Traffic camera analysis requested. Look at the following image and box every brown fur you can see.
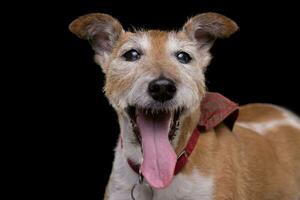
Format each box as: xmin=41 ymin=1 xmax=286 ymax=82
xmin=238 ymin=104 xmax=284 ymax=123
xmin=69 ymin=13 xmax=123 ymax=40
xmin=183 ymin=12 xmax=239 ymax=39
xmin=180 ymin=104 xmax=300 ymax=199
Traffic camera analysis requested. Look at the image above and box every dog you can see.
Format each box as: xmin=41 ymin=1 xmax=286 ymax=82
xmin=69 ymin=12 xmax=300 ymax=200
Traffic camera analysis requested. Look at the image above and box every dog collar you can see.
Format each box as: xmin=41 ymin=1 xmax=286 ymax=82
xmin=126 ymin=92 xmax=239 ymax=176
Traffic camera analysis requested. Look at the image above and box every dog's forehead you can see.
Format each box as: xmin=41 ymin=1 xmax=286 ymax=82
xmin=117 ymin=30 xmax=193 ymax=52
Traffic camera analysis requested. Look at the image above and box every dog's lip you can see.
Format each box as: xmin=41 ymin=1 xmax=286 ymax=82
xmin=125 ymin=105 xmax=184 ymax=141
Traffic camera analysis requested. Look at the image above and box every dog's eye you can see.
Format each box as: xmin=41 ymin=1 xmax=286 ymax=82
xmin=123 ymin=49 xmax=141 ymax=62
xmin=176 ymin=51 xmax=192 ymax=64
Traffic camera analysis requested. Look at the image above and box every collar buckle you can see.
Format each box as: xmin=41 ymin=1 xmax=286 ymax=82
xmin=177 ymin=149 xmax=187 ymax=159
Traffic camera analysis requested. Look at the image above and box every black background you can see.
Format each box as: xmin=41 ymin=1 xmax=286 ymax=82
xmin=24 ymin=0 xmax=300 ymax=199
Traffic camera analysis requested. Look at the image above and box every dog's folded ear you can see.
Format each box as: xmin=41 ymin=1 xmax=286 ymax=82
xmin=182 ymin=12 xmax=238 ymax=49
xmin=69 ymin=13 xmax=124 ymax=72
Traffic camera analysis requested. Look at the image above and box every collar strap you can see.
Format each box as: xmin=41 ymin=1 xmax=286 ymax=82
xmin=127 ymin=127 xmax=200 ymax=175
xmin=174 ymin=126 xmax=200 ymax=174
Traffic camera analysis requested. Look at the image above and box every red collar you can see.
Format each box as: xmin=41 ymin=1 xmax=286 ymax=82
xmin=126 ymin=92 xmax=239 ymax=175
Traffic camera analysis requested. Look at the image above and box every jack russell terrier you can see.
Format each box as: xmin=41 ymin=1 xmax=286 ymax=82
xmin=69 ymin=12 xmax=300 ymax=200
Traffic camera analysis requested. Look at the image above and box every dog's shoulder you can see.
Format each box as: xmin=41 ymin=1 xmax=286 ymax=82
xmin=235 ymin=103 xmax=300 ymax=135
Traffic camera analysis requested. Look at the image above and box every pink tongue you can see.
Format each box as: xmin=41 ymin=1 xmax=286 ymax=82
xmin=137 ymin=112 xmax=177 ymax=189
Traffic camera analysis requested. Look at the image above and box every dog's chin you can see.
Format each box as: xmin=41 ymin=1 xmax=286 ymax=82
xmin=125 ymin=105 xmax=185 ymax=143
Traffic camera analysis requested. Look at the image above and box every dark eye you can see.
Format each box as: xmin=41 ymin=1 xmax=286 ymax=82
xmin=176 ymin=51 xmax=192 ymax=64
xmin=123 ymin=49 xmax=141 ymax=61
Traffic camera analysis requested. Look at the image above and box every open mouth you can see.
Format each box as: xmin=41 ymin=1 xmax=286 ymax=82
xmin=126 ymin=106 xmax=184 ymax=189
xmin=126 ymin=106 xmax=183 ymax=142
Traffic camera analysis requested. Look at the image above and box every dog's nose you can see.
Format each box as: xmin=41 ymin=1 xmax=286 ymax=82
xmin=148 ymin=78 xmax=177 ymax=102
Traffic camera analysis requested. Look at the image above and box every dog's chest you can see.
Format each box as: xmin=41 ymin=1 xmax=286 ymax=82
xmin=134 ymin=170 xmax=214 ymax=200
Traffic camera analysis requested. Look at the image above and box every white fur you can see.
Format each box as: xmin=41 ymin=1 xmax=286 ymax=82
xmin=167 ymin=33 xmax=198 ymax=57
xmin=126 ymin=74 xmax=157 ymax=109
xmin=124 ymin=72 xmax=200 ymax=112
xmin=167 ymin=33 xmax=212 ymax=69
xmin=236 ymin=104 xmax=300 ymax=135
xmin=273 ymin=105 xmax=300 ymax=128
xmin=118 ymin=33 xmax=150 ymax=56
xmin=151 ymin=169 xmax=214 ymax=200
xmin=119 ymin=115 xmax=143 ymax=164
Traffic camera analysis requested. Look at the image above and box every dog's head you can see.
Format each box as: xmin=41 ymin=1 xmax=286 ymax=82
xmin=69 ymin=13 xmax=238 ymax=188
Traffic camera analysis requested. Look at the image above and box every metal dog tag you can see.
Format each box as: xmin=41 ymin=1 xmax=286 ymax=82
xmin=131 ymin=182 xmax=153 ymax=200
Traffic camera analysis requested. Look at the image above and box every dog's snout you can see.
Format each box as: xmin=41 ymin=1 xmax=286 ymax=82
xmin=148 ymin=78 xmax=177 ymax=102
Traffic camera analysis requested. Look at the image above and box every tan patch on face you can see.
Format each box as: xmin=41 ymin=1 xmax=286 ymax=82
xmin=111 ymin=32 xmax=133 ymax=58
xmin=147 ymin=31 xmax=182 ymax=81
xmin=104 ymin=30 xmax=185 ymax=110
xmin=148 ymin=31 xmax=168 ymax=57
xmin=104 ymin=32 xmax=141 ymax=101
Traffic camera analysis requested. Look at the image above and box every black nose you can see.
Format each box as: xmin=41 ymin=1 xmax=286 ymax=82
xmin=148 ymin=78 xmax=177 ymax=102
